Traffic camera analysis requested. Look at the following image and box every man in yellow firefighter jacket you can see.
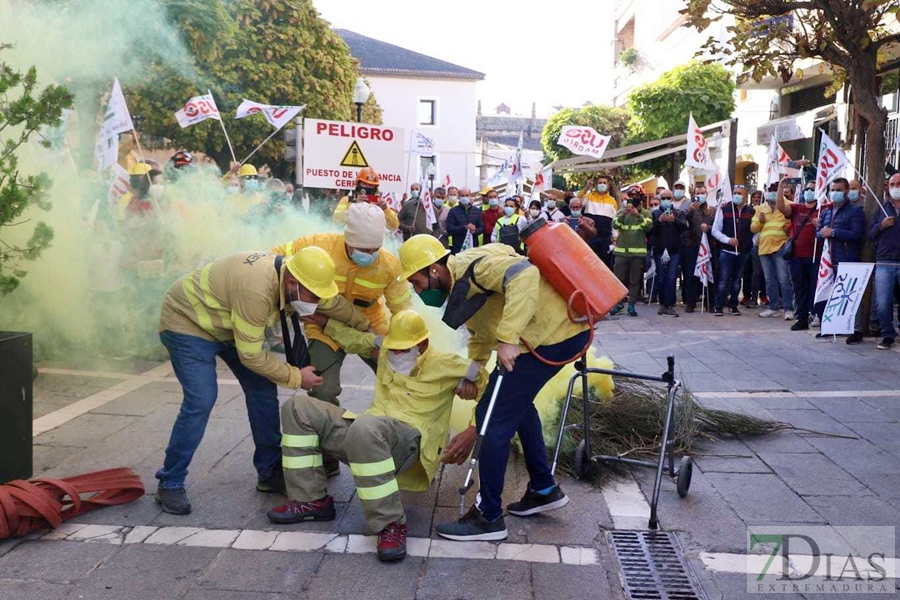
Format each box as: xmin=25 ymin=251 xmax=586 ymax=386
xmin=155 ymin=247 xmax=361 ymax=515
xmin=267 ymin=309 xmax=488 ymax=562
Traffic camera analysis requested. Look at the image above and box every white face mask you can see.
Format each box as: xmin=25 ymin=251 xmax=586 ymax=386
xmin=529 ymin=208 xmax=541 ymax=217
xmin=148 ymin=184 xmax=165 ymax=199
xmin=290 ymin=299 xmax=318 ymax=316
xmin=387 ymin=347 xmax=419 ymax=376
xmin=890 ymin=187 xmax=900 ymax=201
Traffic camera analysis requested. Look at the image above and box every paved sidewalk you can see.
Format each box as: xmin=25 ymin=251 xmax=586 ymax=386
xmin=3 ymin=308 xmax=900 ymax=599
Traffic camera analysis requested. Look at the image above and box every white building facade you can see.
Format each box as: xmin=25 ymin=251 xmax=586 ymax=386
xmin=338 ymin=30 xmax=484 ymax=193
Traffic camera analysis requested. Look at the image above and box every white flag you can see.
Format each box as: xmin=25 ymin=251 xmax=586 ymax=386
xmin=660 ymin=248 xmax=671 ymax=265
xmin=684 ymin=113 xmax=714 ymax=171
xmin=509 ymin=132 xmax=524 ymax=183
xmin=814 ymin=240 xmax=835 ymax=305
xmin=814 ymin=131 xmax=849 ymax=207
xmin=643 ymin=257 xmax=656 ymax=281
xmin=106 ymin=163 xmax=131 ymax=212
xmin=382 ymin=191 xmax=400 ymax=212
xmin=175 ymin=93 xmax=221 ymax=128
xmin=410 ymin=130 xmax=435 ymax=156
xmin=694 ymin=232 xmax=714 ymax=286
xmin=533 ymin=165 xmax=552 ymax=192
xmin=95 ymin=78 xmax=134 ymax=171
xmin=557 ymin=125 xmax=611 ymax=159
xmin=461 ymin=230 xmax=475 ymax=252
xmin=236 ymin=100 xmax=304 ymax=130
xmin=488 ymin=160 xmax=509 ymax=186
xmin=705 ymin=169 xmax=722 ymax=206
xmin=765 ymin=136 xmax=780 ymax=186
xmin=301 ymin=193 xmax=310 ymax=214
xmin=420 ymin=183 xmax=436 ymax=231
xmin=821 ymin=262 xmax=875 ymax=335
xmin=443 ymin=172 xmax=453 ymax=189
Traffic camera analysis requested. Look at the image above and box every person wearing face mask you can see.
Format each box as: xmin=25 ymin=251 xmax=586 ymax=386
xmin=567 ymin=197 xmax=598 ymax=242
xmin=672 ymin=181 xmax=689 ymax=211
xmin=711 ymin=186 xmax=756 ymax=316
xmin=155 ymin=247 xmax=342 ymax=515
xmin=481 ymin=189 xmax=503 ymax=240
xmin=397 ymin=235 xmax=591 ymax=541
xmin=870 ymin=173 xmax=900 ymax=349
xmin=491 ymin=197 xmax=528 ymax=252
xmin=751 ymin=183 xmax=795 ymax=320
xmin=815 ymin=177 xmax=866 ymax=343
xmin=437 ymin=186 xmax=456 ymax=245
xmin=398 ymin=183 xmax=440 ymax=241
xmin=650 ymin=191 xmax=688 ymax=317
xmin=849 ymin=179 xmax=863 ymax=206
xmin=578 ymin=174 xmax=619 ymax=268
xmin=270 ymin=204 xmax=412 ymax=446
xmin=543 ymin=193 xmax=566 ymax=222
xmin=682 ymin=185 xmax=717 ymax=312
xmin=610 ymin=190 xmax=653 ymax=317
xmin=332 ymin=167 xmax=400 ymax=230
xmin=525 ymin=199 xmax=547 ymax=225
xmin=268 ymin=310 xmax=488 ymax=562
xmin=446 ymin=187 xmax=484 ymax=254
xmin=445 ymin=186 xmax=460 ymax=209
xmin=779 ymin=181 xmax=821 ymax=330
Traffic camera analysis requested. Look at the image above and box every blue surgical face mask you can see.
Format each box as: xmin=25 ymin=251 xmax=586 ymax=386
xmin=433 ymin=198 xmax=444 ymax=208
xmin=765 ymin=191 xmax=777 ymax=202
xmin=848 ymin=190 xmax=860 ymax=202
xmin=570 ymin=209 xmax=582 ymax=218
xmin=410 ymin=190 xmax=419 ymax=199
xmin=244 ymin=179 xmax=260 ymax=192
xmin=503 ymin=206 xmax=515 ymax=217
xmin=350 ymin=249 xmax=377 ymax=267
xmin=830 ymin=191 xmax=845 ymax=204
xmin=804 ymin=190 xmax=816 ymax=202
xmin=695 ymin=194 xmax=707 ymax=204
xmin=733 ymin=193 xmax=745 ymax=204
xmin=459 ymin=196 xmax=471 ymax=206
xmin=673 ymin=189 xmax=685 ymax=200
xmin=489 ymin=198 xmax=499 ymax=207
xmin=596 ymin=183 xmax=608 ymax=193
xmin=660 ymin=199 xmax=672 ymax=210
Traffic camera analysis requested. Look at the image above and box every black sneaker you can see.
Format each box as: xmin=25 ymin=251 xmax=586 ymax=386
xmin=506 ymin=485 xmax=570 ymax=517
xmin=729 ymin=307 xmax=741 ymax=316
xmin=256 ymin=469 xmax=286 ymax=494
xmin=661 ymin=307 xmax=679 ymax=318
xmin=267 ymin=495 xmax=337 ymax=524
xmin=684 ymin=304 xmax=695 ymax=313
xmin=435 ymin=505 xmax=507 ymax=541
xmin=713 ymin=308 xmax=724 ymax=317
xmin=790 ymin=320 xmax=809 ymax=331
xmin=657 ymin=306 xmax=665 ymax=315
xmin=846 ymin=333 xmax=864 ymax=345
xmin=877 ymin=338 xmax=895 ymax=350
xmin=156 ymin=486 xmax=191 ymax=515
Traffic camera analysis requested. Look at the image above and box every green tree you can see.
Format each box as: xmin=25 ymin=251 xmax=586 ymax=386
xmin=626 ymin=61 xmax=736 ymax=183
xmin=681 ymin=0 xmax=899 ymax=226
xmin=0 ymin=48 xmax=73 ymax=295
xmin=129 ymin=0 xmax=380 ymax=174
xmin=540 ymin=104 xmax=631 ymax=188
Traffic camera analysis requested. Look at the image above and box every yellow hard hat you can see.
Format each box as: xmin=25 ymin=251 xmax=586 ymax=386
xmin=286 ymin=246 xmax=339 ymax=299
xmin=479 ymin=186 xmax=494 ymax=196
xmin=128 ymin=163 xmax=153 ymax=176
xmin=383 ymin=310 xmax=429 ymax=350
xmin=239 ymin=164 xmax=258 ymax=177
xmin=399 ymin=234 xmax=450 ymax=280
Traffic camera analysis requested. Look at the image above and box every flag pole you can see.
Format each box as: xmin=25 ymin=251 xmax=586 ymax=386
xmin=240 ymin=127 xmax=281 ymax=166
xmin=848 ymin=162 xmax=891 ymax=218
xmin=208 ymin=89 xmax=237 ymax=165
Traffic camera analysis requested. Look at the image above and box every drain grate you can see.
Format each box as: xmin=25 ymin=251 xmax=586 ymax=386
xmin=607 ymin=530 xmax=707 ymax=600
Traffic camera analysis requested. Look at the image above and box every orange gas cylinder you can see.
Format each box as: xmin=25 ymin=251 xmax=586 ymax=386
xmin=521 ymin=218 xmax=627 ymax=320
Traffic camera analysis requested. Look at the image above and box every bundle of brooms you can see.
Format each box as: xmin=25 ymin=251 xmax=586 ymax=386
xmin=551 ymin=377 xmax=809 ymax=482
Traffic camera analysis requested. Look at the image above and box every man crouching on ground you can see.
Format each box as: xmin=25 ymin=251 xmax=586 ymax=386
xmin=267 ymin=309 xmax=488 ymax=562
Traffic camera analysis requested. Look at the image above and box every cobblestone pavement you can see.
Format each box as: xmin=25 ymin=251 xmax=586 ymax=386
xmin=4 ymin=307 xmax=900 ymax=599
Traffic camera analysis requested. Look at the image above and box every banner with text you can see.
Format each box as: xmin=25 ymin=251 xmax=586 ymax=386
xmin=302 ymin=119 xmax=405 ymax=193
xmin=821 ymin=262 xmax=874 ymax=335
xmin=558 ymin=125 xmax=610 ymax=159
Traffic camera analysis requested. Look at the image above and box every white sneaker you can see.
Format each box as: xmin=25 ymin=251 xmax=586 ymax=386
xmin=759 ymin=309 xmax=782 ymax=318
xmin=811 ymin=316 xmax=821 ymax=328
xmin=784 ymin=310 xmax=794 ymax=321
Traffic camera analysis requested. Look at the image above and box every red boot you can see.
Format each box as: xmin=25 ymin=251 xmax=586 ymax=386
xmin=267 ymin=495 xmax=336 ymax=524
xmin=377 ymin=522 xmax=407 ymax=562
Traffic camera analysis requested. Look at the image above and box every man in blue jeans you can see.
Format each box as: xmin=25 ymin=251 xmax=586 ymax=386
xmin=712 ymin=186 xmax=755 ymax=316
xmin=650 ymin=189 xmax=687 ymax=317
xmin=155 ymin=248 xmax=346 ymax=515
xmin=870 ymin=173 xmax=900 ymax=349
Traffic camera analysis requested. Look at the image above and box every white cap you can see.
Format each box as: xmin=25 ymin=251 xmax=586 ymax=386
xmin=344 ymin=203 xmax=385 ymax=249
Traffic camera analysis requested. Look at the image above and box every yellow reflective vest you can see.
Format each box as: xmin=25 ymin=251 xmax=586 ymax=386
xmin=323 ymin=320 xmax=488 ymax=492
xmin=271 ymin=233 xmax=412 ymax=351
xmin=447 ymin=244 xmax=589 ymax=365
xmin=332 ymin=196 xmax=400 ymax=230
xmin=750 ymin=202 xmax=789 ymax=256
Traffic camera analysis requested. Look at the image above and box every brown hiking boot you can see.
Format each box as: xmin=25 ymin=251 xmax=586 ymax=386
xmin=377 ymin=522 xmax=407 ymax=562
xmin=267 ymin=495 xmax=336 ymax=524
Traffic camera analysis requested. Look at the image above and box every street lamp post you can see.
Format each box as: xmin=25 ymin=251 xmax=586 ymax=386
xmin=353 ymin=77 xmax=370 ymax=123
xmin=426 ymin=163 xmax=436 ymax=194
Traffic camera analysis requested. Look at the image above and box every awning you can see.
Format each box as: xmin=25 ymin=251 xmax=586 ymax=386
xmin=756 ymin=106 xmax=836 ymax=145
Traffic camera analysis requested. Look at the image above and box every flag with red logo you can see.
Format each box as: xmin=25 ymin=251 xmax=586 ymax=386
xmin=685 ymin=113 xmax=714 ymax=171
xmin=509 ymin=132 xmax=524 ymax=183
xmin=420 ymin=180 xmax=436 ymax=231
xmin=814 ymin=239 xmax=835 ymax=305
xmin=236 ymin=100 xmax=304 ymax=130
xmin=814 ymin=131 xmax=849 ymax=208
xmin=694 ymin=232 xmax=714 ymax=286
xmin=175 ymin=93 xmax=221 ymax=128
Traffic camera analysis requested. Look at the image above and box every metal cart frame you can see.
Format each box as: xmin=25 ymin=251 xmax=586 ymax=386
xmin=550 ymin=355 xmax=692 ymax=530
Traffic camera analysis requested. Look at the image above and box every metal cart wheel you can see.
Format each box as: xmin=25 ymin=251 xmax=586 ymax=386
xmin=676 ymin=456 xmax=693 ymax=498
xmin=573 ymin=439 xmax=591 ymax=479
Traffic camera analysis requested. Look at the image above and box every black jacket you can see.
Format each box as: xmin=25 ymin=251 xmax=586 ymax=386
xmin=651 ymin=208 xmax=688 ymax=255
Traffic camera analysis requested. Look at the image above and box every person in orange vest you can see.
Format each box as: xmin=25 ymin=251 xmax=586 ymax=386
xmin=332 ymin=167 xmax=400 ymax=230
